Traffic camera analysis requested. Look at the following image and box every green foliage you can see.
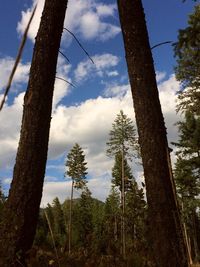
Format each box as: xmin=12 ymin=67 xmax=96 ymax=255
xmin=0 ymin=185 xmax=5 ymax=224
xmin=173 ymin=111 xmax=200 ymax=260
xmin=103 ymin=187 xmax=121 ymax=255
xmin=174 ymin=4 xmax=200 ymax=114
xmin=112 ymin=152 xmax=135 ymax=192
xmin=74 ymin=187 xmax=93 ymax=249
xmin=125 ymin=180 xmax=146 ymax=241
xmin=173 ymin=111 xmax=200 ymax=202
xmin=106 ymin=110 xmax=137 ymax=158
xmin=173 ymin=111 xmax=200 ymax=159
xmin=65 ymin=143 xmax=88 ymax=189
xmin=52 ymin=197 xmax=66 ymax=246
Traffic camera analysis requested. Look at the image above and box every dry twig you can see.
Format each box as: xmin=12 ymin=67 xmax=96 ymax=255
xmin=64 ymin=27 xmax=94 ymax=64
xmin=151 ymin=41 xmax=172 ymax=50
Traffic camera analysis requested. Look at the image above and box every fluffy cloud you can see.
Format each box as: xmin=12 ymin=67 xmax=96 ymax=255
xmin=103 ymin=83 xmax=129 ymax=98
xmin=0 ymin=92 xmax=24 ymax=169
xmin=41 ymin=175 xmax=111 ymax=206
xmin=74 ymin=53 xmax=120 ymax=82
xmin=17 ymin=0 xmax=120 ymax=43
xmin=0 ymin=73 xmax=181 ymax=204
xmin=0 ymin=55 xmax=71 ymax=169
xmin=0 ymin=57 xmax=30 ymax=92
xmin=52 ymin=56 xmax=72 ymax=109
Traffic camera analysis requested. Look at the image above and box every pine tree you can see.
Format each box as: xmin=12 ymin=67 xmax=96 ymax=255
xmin=112 ymin=152 xmax=134 ymax=192
xmin=0 ymin=1 xmax=68 ymax=265
xmin=52 ymin=197 xmax=66 ymax=247
xmin=0 ymin=185 xmax=5 ymax=224
xmin=75 ymin=187 xmax=93 ymax=251
xmin=173 ymin=111 xmax=200 ymax=261
xmin=104 ymin=187 xmax=121 ymax=255
xmin=125 ymin=180 xmax=146 ymax=253
xmin=65 ymin=143 xmax=88 ymax=254
xmin=174 ymin=4 xmax=200 ymax=115
xmin=107 ymin=110 xmax=137 ymax=258
xmin=117 ymin=0 xmax=189 ymax=265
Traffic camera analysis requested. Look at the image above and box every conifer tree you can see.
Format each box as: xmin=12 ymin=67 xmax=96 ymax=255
xmin=0 ymin=1 xmax=68 ymax=264
xmin=173 ymin=111 xmax=200 ymax=261
xmin=52 ymin=197 xmax=66 ymax=247
xmin=104 ymin=187 xmax=121 ymax=255
xmin=174 ymin=4 xmax=200 ymax=115
xmin=76 ymin=186 xmax=93 ymax=251
xmin=107 ymin=110 xmax=137 ymax=258
xmin=125 ymin=180 xmax=146 ymax=253
xmin=117 ymin=0 xmax=189 ymax=265
xmin=112 ymin=152 xmax=134 ymax=192
xmin=65 ymin=143 xmax=88 ymax=254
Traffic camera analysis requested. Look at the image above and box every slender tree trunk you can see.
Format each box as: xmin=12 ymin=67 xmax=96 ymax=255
xmin=121 ymin=149 xmax=126 ymax=259
xmin=0 ymin=0 xmax=68 ymax=265
xmin=117 ymin=1 xmax=189 ymax=266
xmin=183 ymin=221 xmax=193 ymax=265
xmin=192 ymin=211 xmax=200 ymax=261
xmin=68 ymin=179 xmax=74 ymax=255
xmin=114 ymin=215 xmax=118 ymax=242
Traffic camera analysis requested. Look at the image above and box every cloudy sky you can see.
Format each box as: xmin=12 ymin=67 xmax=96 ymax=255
xmin=0 ymin=0 xmax=197 ymax=205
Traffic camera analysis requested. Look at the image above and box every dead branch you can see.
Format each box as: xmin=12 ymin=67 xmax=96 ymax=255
xmin=59 ymin=50 xmax=70 ymax=63
xmin=56 ymin=76 xmax=76 ymax=88
xmin=151 ymin=41 xmax=172 ymax=50
xmin=63 ymin=27 xmax=94 ymax=64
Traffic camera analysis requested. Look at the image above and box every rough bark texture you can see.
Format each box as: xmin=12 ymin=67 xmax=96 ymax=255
xmin=117 ymin=0 xmax=189 ymax=266
xmin=0 ymin=0 xmax=68 ymax=265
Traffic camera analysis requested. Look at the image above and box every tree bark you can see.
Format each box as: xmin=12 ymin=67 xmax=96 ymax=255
xmin=117 ymin=0 xmax=189 ymax=266
xmin=68 ymin=179 xmax=74 ymax=255
xmin=0 ymin=0 xmax=68 ymax=265
xmin=121 ymin=149 xmax=126 ymax=258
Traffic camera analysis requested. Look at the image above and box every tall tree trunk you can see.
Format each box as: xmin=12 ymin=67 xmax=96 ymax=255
xmin=68 ymin=179 xmax=74 ymax=255
xmin=117 ymin=0 xmax=189 ymax=266
xmin=0 ymin=0 xmax=68 ymax=265
xmin=121 ymin=149 xmax=126 ymax=258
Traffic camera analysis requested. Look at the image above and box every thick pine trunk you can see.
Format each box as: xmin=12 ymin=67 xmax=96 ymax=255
xmin=117 ymin=0 xmax=189 ymax=266
xmin=0 ymin=0 xmax=68 ymax=265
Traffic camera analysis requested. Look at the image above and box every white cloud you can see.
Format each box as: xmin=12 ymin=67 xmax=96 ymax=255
xmin=0 ymin=74 xmax=182 ymax=204
xmin=53 ymin=56 xmax=72 ymax=109
xmin=156 ymin=71 xmax=166 ymax=83
xmin=103 ymin=84 xmax=129 ymax=98
xmin=41 ymin=176 xmax=111 ymax=206
xmin=0 ymin=57 xmax=30 ymax=91
xmin=0 ymin=92 xmax=24 ymax=169
xmin=106 ymin=70 xmax=119 ymax=77
xmin=96 ymin=4 xmax=116 ymax=17
xmin=74 ymin=53 xmax=120 ymax=82
xmin=17 ymin=0 xmax=44 ymax=41
xmin=17 ymin=0 xmax=120 ymax=43
xmin=0 ymin=55 xmax=71 ymax=169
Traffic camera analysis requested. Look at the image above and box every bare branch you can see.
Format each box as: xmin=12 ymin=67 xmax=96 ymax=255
xmin=63 ymin=27 xmax=94 ymax=64
xmin=0 ymin=5 xmax=37 ymax=111
xmin=56 ymin=76 xmax=76 ymax=88
xmin=59 ymin=50 xmax=70 ymax=63
xmin=151 ymin=41 xmax=172 ymax=50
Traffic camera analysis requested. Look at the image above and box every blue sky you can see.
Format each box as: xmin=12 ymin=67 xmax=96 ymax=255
xmin=0 ymin=0 xmax=198 ymax=205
